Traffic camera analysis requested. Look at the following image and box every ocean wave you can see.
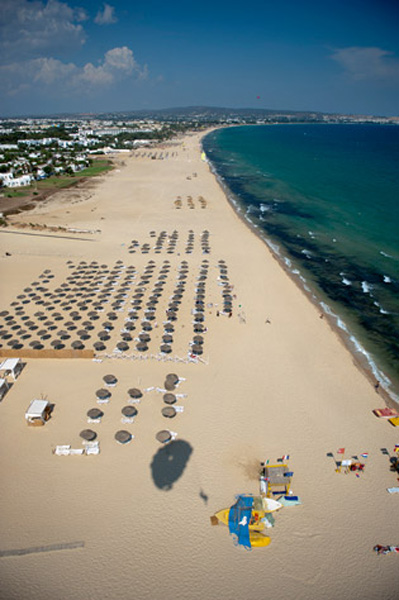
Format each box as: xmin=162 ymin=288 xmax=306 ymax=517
xmin=374 ymin=301 xmax=390 ymax=315
xmin=339 ymin=272 xmax=352 ymax=286
xmin=380 ymin=250 xmax=394 ymax=259
xmin=260 ymin=203 xmax=271 ymax=213
xmin=319 ymin=302 xmax=398 ymax=401
xmin=301 ymin=249 xmax=312 ymax=259
xmin=383 ymin=275 xmax=392 ymax=283
xmin=361 ymin=281 xmax=373 ymax=294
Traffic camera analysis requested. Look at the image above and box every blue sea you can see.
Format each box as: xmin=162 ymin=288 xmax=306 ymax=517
xmin=203 ymin=124 xmax=399 ymax=400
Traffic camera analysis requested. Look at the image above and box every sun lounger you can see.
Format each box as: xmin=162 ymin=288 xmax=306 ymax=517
xmin=69 ymin=448 xmax=85 ymax=455
xmin=54 ymin=445 xmax=71 ymax=456
xmin=84 ymin=441 xmax=100 ymax=455
xmin=174 ymin=406 xmax=184 ymax=412
xmin=279 ymin=495 xmax=302 ymax=506
xmin=387 ymin=488 xmax=399 ymax=494
xmin=373 ymin=408 xmax=399 ymax=418
xmin=121 ymin=417 xmax=135 ymax=424
xmin=87 ymin=418 xmax=101 ymax=424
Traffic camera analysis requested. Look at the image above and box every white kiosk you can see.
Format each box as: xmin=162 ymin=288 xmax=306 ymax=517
xmin=25 ymin=400 xmax=51 ymax=426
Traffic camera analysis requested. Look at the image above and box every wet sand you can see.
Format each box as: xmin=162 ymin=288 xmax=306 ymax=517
xmin=0 ymin=133 xmax=398 ymax=600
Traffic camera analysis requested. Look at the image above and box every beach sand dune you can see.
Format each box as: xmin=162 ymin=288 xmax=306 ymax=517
xmin=0 ymin=133 xmax=398 ymax=600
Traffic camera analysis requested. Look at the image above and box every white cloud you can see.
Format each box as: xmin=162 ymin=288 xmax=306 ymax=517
xmin=94 ymin=3 xmax=117 ymax=25
xmin=331 ymin=47 xmax=399 ymax=82
xmin=0 ymin=47 xmax=147 ymax=97
xmin=0 ymin=0 xmax=87 ymax=62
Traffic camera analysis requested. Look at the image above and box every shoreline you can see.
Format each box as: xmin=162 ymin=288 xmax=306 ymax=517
xmin=201 ymin=128 xmax=399 ymax=408
xmin=201 ymin=128 xmax=398 ymax=406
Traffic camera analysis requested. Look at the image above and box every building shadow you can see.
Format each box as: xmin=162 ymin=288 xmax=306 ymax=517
xmin=150 ymin=439 xmax=193 ymax=491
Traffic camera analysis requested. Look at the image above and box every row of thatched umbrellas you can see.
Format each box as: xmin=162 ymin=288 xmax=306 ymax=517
xmin=83 ymin=373 xmax=182 ymax=444
xmin=0 ymin=260 xmax=140 ymax=350
xmin=0 ymin=256 xmax=212 ymax=353
xmin=128 ymin=229 xmax=210 ymax=255
xmin=217 ymin=260 xmax=233 ymax=313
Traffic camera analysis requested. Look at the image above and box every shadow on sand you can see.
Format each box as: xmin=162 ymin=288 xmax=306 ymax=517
xmin=150 ymin=440 xmax=193 ymax=491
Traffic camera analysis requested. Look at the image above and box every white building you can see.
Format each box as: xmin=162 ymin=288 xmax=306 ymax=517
xmin=0 ymin=173 xmax=34 ymax=187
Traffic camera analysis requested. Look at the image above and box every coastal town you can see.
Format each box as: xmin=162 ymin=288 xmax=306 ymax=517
xmin=1 ymin=108 xmax=397 ymax=192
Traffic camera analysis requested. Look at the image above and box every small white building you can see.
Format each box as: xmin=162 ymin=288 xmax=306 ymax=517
xmin=25 ymin=399 xmax=51 ymax=426
xmin=0 ymin=358 xmax=23 ymax=381
xmin=6 ymin=174 xmax=34 ymax=187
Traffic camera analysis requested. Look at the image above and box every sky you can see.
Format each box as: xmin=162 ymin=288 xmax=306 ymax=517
xmin=0 ymin=0 xmax=398 ymax=117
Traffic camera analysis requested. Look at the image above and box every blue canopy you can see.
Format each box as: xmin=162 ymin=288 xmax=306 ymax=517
xmin=228 ymin=495 xmax=254 ymax=550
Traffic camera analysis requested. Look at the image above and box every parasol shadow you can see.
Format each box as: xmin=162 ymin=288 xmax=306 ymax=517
xmin=150 ymin=440 xmax=193 ymax=491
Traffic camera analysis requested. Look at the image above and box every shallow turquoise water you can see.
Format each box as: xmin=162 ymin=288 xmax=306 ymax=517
xmin=203 ymin=124 xmax=399 ymax=398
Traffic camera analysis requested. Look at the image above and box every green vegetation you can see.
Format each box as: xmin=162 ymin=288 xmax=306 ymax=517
xmin=4 ymin=189 xmax=30 ymax=198
xmin=77 ymin=160 xmax=113 ymax=177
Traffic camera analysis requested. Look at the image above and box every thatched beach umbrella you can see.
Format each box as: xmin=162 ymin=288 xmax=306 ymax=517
xmin=162 ymin=334 xmax=173 ymax=344
xmin=162 ymin=406 xmax=176 ymax=419
xmin=139 ymin=333 xmax=151 ymax=343
xmin=164 ymin=323 xmax=174 ymax=333
xmin=94 ymin=341 xmax=106 ymax=351
xmin=124 ymin=322 xmax=135 ymax=332
xmin=191 ymin=344 xmax=203 ymax=355
xmin=30 ymin=341 xmax=43 ymax=349
xmin=156 ymin=430 xmax=172 ymax=444
xmin=166 ymin=373 xmax=179 ymax=385
xmin=96 ymin=388 xmax=111 ymax=400
xmin=193 ymin=335 xmax=204 ymax=344
xmin=136 ymin=341 xmax=148 ymax=352
xmin=87 ymin=408 xmax=103 ymax=419
xmin=103 ymin=374 xmax=117 ymax=386
xmin=98 ymin=331 xmax=110 ymax=341
xmin=128 ymin=388 xmax=142 ymax=399
xmin=117 ymin=341 xmax=129 ymax=352
xmin=194 ymin=314 xmax=204 ymax=323
xmin=71 ymin=340 xmax=84 ymax=350
xmin=121 ymin=333 xmax=132 ymax=342
xmin=163 ymin=393 xmax=176 ymax=405
xmin=51 ymin=340 xmax=64 ymax=349
xmin=122 ymin=406 xmax=138 ymax=417
xmin=160 ymin=344 xmax=172 ymax=354
xmin=80 ymin=429 xmax=97 ymax=441
xmin=115 ymin=429 xmax=132 ymax=444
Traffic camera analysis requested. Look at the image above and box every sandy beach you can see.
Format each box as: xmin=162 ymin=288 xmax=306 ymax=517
xmin=0 ymin=131 xmax=398 ymax=600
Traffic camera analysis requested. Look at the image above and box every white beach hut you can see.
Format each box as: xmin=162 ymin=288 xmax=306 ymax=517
xmin=0 ymin=358 xmax=23 ymax=381
xmin=25 ymin=399 xmax=51 ymax=426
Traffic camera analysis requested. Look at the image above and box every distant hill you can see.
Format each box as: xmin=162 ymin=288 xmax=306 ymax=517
xmin=12 ymin=105 xmax=331 ymax=121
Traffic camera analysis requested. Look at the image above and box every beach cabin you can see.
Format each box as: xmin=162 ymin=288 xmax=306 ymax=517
xmin=0 ymin=358 xmax=23 ymax=381
xmin=0 ymin=378 xmax=9 ymax=401
xmin=25 ymin=400 xmax=51 ymax=426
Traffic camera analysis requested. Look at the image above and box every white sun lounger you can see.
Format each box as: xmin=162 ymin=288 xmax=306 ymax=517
xmin=54 ymin=445 xmax=71 ymax=456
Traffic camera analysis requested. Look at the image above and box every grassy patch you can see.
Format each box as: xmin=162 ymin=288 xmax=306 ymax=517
xmin=4 ymin=189 xmax=30 ymax=198
xmin=36 ymin=177 xmax=78 ymax=190
xmin=78 ymin=160 xmax=113 ymax=177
